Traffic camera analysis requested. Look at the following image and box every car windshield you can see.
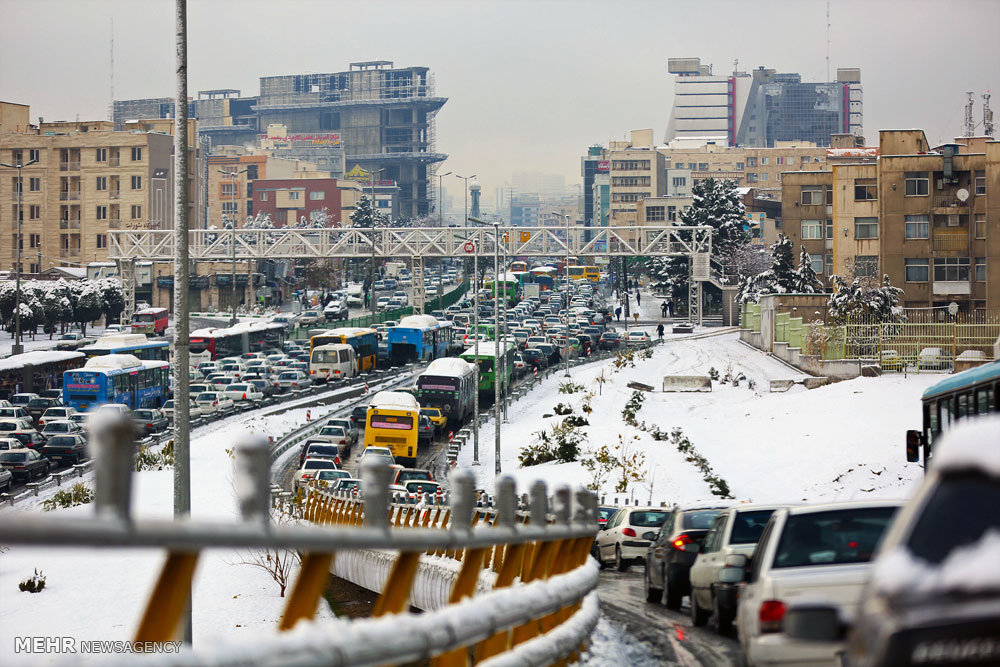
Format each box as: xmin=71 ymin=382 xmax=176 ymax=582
xmin=629 ymin=511 xmax=669 ymax=527
xmin=317 ymin=470 xmax=350 ymax=481
xmin=681 ymin=510 xmax=723 ymax=529
xmin=773 ymin=507 xmax=898 ymax=568
xmin=730 ymin=509 xmax=778 ymax=544
xmin=27 ymin=399 xmax=50 ymax=408
xmin=0 ymin=452 xmax=28 ymax=462
xmin=303 ymin=460 xmax=336 ymax=470
xmin=405 ymin=481 xmax=440 ymax=493
xmin=905 ymin=472 xmax=1000 ymax=565
xmin=196 ymin=393 xmax=217 ymax=401
xmin=320 ymin=427 xmax=345 ymax=436
xmin=279 ymin=372 xmax=297 ymax=379
xmin=306 ymin=445 xmax=339 ymax=457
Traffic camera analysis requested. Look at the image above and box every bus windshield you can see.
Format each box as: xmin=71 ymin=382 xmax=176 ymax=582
xmin=134 ymin=313 xmax=157 ymax=323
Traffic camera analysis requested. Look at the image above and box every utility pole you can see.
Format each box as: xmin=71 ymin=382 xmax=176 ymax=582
xmin=172 ymin=0 xmax=193 ymax=646
xmin=219 ymin=167 xmax=247 ymax=325
xmin=1 ymin=157 xmax=37 ymax=355
xmin=368 ymin=168 xmax=385 ymax=322
xmin=436 ymin=170 xmax=451 ymax=311
xmin=455 ymin=174 xmax=479 ymax=463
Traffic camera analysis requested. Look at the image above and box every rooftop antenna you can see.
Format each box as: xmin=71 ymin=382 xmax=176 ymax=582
xmin=733 ymin=58 xmax=739 ymax=75
xmin=108 ymin=18 xmax=114 ymax=124
xmin=984 ymin=91 xmax=994 ymax=137
xmin=826 ymin=0 xmax=831 ymax=81
xmin=964 ymin=91 xmax=976 ymax=138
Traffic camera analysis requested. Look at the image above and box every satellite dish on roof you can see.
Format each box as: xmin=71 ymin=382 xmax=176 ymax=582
xmin=957 ymin=188 xmax=970 ymax=201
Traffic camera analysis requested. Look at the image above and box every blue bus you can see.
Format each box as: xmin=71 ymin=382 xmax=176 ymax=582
xmin=387 ymin=315 xmax=450 ymax=366
xmin=62 ymin=354 xmax=170 ymax=412
xmin=78 ymin=334 xmax=170 ymax=362
xmin=907 ymin=360 xmax=1000 ymax=466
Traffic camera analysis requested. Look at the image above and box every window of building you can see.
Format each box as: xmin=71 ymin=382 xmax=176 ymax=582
xmin=975 ymin=257 xmax=986 ymax=282
xmin=698 ymin=163 xmax=708 ymax=171
xmin=746 ymin=157 xmax=757 ymax=168
xmin=96 ymin=148 xmax=107 ymax=162
xmin=826 ymin=219 xmax=833 ymax=240
xmin=905 ymin=258 xmax=929 ymax=282
xmin=671 ymin=177 xmax=686 ymax=188
xmin=746 ymin=173 xmax=758 ymax=183
xmin=611 ymin=176 xmax=651 ymax=187
xmin=29 ymin=234 xmax=40 ymax=248
xmin=975 ymin=170 xmax=986 ymax=196
xmin=975 ymin=213 xmax=986 ymax=239
xmin=11 ymin=150 xmax=23 ymax=164
xmin=903 ymin=215 xmax=930 ymax=239
xmin=667 ymin=206 xmax=677 ymax=222
xmin=131 ymin=147 xmax=143 ymax=161
xmin=12 ymin=176 xmax=22 ymax=194
xmin=735 ymin=162 xmax=744 ymax=170
xmin=645 ymin=206 xmax=665 ymax=222
xmin=904 ymin=171 xmax=929 ymax=196
xmin=776 ymin=156 xmax=784 ymax=165
xmin=933 ymin=257 xmax=970 ymax=282
xmin=222 ymin=202 xmax=238 ymax=215
xmin=800 ymin=186 xmax=824 ymax=205
xmin=610 ymin=160 xmax=650 ymax=171
xmin=96 ymin=205 xmax=107 ymax=220
xmin=29 ymin=205 xmax=40 ymax=220
xmin=28 ymin=149 xmax=39 ymax=162
xmin=761 ymin=173 xmax=769 ymax=181
xmin=810 ymin=256 xmax=823 ymax=274
xmin=245 ymin=165 xmax=258 ymax=180
xmin=259 ymin=192 xmax=268 ymax=201
xmin=97 ymin=234 xmax=107 ymax=249
xmin=131 ymin=205 xmax=142 ymax=219
xmin=29 ymin=177 xmax=40 ymax=192
xmin=760 ymin=156 xmax=769 ymax=166
xmin=96 ymin=176 xmax=107 ymax=191
xmin=854 ymin=217 xmax=879 ymax=239
xmin=801 ymin=219 xmax=823 ymax=239
xmin=309 ymin=191 xmax=325 ymax=201
xmin=825 ymin=253 xmax=833 ymax=273
xmin=288 ymin=191 xmax=300 ymax=200
xmin=854 ymin=178 xmax=877 ymax=200
xmin=131 ymin=175 xmax=142 ymax=190
xmin=855 ymin=256 xmax=879 ymax=277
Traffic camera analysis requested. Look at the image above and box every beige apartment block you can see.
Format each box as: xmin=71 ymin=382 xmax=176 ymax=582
xmin=0 ymin=117 xmax=201 ymax=275
xmin=206 ymin=152 xmax=317 ymax=228
xmin=0 ymin=102 xmax=31 ymax=134
xmin=780 ymin=129 xmax=1000 ymax=315
xmin=608 ymin=129 xmax=665 ymax=228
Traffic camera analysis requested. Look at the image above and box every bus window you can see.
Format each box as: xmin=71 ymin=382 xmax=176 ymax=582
xmin=925 ymin=401 xmax=939 ymax=444
xmin=976 ymin=387 xmax=994 ymax=415
xmin=957 ymin=393 xmax=970 ymax=418
xmin=939 ymin=397 xmax=954 ymax=431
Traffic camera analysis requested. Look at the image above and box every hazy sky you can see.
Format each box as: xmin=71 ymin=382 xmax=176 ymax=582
xmin=2 ymin=0 xmax=998 ymax=202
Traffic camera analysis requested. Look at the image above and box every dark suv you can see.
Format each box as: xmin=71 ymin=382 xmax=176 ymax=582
xmin=645 ymin=505 xmax=727 ymax=609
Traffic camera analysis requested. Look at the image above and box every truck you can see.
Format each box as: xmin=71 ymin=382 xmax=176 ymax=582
xmin=523 ymin=283 xmax=540 ymax=300
xmin=385 ymin=262 xmax=407 ymax=278
xmin=346 ymin=283 xmax=364 ymax=308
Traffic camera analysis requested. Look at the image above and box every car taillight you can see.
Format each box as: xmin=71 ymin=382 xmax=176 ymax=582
xmin=671 ymin=534 xmax=695 ymax=551
xmin=758 ymin=600 xmax=787 ymax=633
xmin=334 ymin=457 xmax=340 ymax=465
xmin=301 ymin=474 xmax=313 ymax=480
xmin=621 ymin=527 xmax=637 ymax=538
xmin=213 ymin=400 xmax=218 ymax=407
xmin=146 ymin=423 xmax=153 ymax=428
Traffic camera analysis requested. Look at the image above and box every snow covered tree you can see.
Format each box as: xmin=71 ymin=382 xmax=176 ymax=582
xmin=73 ymin=282 xmax=103 ymax=335
xmin=37 ymin=282 xmax=66 ymax=338
xmin=678 ymin=177 xmax=750 ymax=259
xmin=98 ymin=278 xmax=125 ymax=324
xmin=294 ymin=207 xmax=333 ymax=229
xmin=738 ymin=234 xmax=798 ymax=303
xmin=792 ymin=246 xmax=823 ymax=294
xmin=0 ymin=281 xmax=17 ymax=329
xmin=244 ymin=211 xmax=274 ymax=230
xmin=827 ymin=274 xmax=904 ymax=324
xmin=349 ymin=196 xmax=386 ymax=228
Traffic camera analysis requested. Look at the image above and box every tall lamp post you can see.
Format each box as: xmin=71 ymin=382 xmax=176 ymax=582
xmin=552 ymin=210 xmax=572 ymax=377
xmin=455 ymin=173 xmax=477 ymax=463
xmin=367 ymin=168 xmax=386 ymax=322
xmin=1 ymin=157 xmax=38 ymax=355
xmin=219 ymin=167 xmax=247 ymax=326
xmin=471 ymin=216 xmax=505 ymax=475
xmin=436 ymin=170 xmax=451 ymax=310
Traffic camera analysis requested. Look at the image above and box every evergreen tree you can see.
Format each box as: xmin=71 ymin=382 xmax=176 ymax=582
xmin=98 ymin=278 xmax=125 ymax=324
xmin=792 ymin=246 xmax=823 ymax=293
xmin=827 ymin=274 xmax=904 ymax=323
xmin=349 ymin=196 xmax=384 ymax=228
xmin=73 ymin=282 xmax=103 ymax=335
xmin=678 ymin=177 xmax=751 ymax=258
xmin=738 ymin=234 xmax=798 ymax=303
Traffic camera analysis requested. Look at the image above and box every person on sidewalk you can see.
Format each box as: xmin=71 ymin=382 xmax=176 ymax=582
xmin=667 ymin=299 xmax=674 ymax=318
xmin=615 ymin=306 xmax=622 ymax=322
xmin=636 ymin=291 xmax=641 ymax=306
xmin=657 ymin=323 xmax=664 ymax=339
xmin=661 ymin=301 xmax=668 ymax=318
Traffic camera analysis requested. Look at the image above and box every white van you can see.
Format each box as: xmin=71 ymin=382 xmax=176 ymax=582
xmin=346 ymin=284 xmax=364 ymax=308
xmin=309 ymin=343 xmax=356 ymax=383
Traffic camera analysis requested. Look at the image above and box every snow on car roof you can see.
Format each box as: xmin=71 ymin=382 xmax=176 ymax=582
xmin=397 ymin=315 xmax=439 ymax=329
xmin=929 ymin=414 xmax=1000 ymax=477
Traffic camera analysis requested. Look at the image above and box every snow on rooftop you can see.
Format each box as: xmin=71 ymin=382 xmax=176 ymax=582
xmin=369 ymin=390 xmax=419 ymax=409
xmin=0 ymin=350 xmax=84 ymax=371
xmin=461 ymin=341 xmax=516 ymax=357
xmin=424 ymin=357 xmax=475 ymax=376
xmin=84 ymin=354 xmax=142 ymax=370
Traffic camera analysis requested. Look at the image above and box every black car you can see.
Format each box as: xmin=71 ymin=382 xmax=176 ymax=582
xmin=350 ymin=406 xmax=368 ymax=430
xmin=521 ymin=348 xmax=548 ymax=371
xmin=11 ymin=431 xmax=47 ymax=450
xmin=39 ymin=389 xmax=64 ymax=402
xmin=299 ymin=442 xmax=341 ymax=467
xmin=26 ymin=397 xmax=61 ymax=424
xmin=599 ymin=331 xmax=623 ymax=350
xmin=417 ymin=415 xmax=434 ymax=447
xmin=41 ymin=434 xmax=89 ymax=466
xmin=0 ymin=448 xmax=50 ymax=481
xmin=645 ymin=506 xmax=727 ymax=609
xmin=536 ymin=342 xmax=560 ymax=365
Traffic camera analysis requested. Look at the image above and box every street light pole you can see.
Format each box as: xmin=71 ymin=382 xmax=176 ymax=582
xmin=368 ymin=168 xmax=385 ymax=322
xmin=552 ymin=210 xmax=571 ymax=377
xmin=435 ymin=170 xmax=451 ymax=311
xmin=219 ymin=167 xmax=247 ymax=326
xmin=2 ymin=158 xmax=38 ymax=355
xmin=471 ymin=216 xmax=503 ymax=474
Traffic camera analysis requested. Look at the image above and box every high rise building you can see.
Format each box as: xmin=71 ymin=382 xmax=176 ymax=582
xmin=581 ymin=145 xmax=608 ymax=233
xmin=664 ymin=57 xmax=862 ymax=148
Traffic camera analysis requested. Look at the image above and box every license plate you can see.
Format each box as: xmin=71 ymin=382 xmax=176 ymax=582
xmin=51 ymin=456 xmax=62 ymax=461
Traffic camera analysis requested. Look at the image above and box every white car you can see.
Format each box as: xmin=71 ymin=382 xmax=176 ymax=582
xmin=626 ymin=330 xmax=651 ymax=345
xmin=276 ymin=370 xmax=312 ymax=391
xmin=38 ymin=406 xmax=78 ymax=428
xmin=312 ymin=425 xmax=349 ymax=448
xmin=735 ymin=500 xmax=903 ymax=667
xmin=294 ymin=458 xmax=339 ymax=488
xmin=95 ymin=403 xmax=130 ymax=416
xmin=195 ymin=392 xmax=235 ymax=415
xmin=359 ymin=446 xmax=395 ymax=466
xmin=298 ymin=311 xmax=323 ymax=326
xmin=41 ymin=420 xmax=84 ymax=437
xmin=161 ymin=399 xmax=202 ymax=422
xmin=224 ymin=383 xmax=264 ymax=404
xmin=593 ymin=506 xmax=671 ymax=571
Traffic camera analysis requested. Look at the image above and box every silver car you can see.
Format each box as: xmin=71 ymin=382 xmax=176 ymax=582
xmin=276 ymin=370 xmax=312 ymax=391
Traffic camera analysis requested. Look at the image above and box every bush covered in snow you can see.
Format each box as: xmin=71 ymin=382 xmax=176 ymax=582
xmin=18 ymin=569 xmax=46 ymax=594
xmin=519 ymin=420 xmax=585 ymax=466
xmin=558 ymin=380 xmax=585 ymax=394
xmin=621 ymin=391 xmax=645 ymax=426
xmin=41 ymin=483 xmax=94 ymax=511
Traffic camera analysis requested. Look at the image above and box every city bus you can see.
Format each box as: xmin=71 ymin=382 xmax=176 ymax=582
xmin=364 ymin=391 xmax=421 ymax=467
xmin=62 ymin=354 xmax=170 ymax=412
xmin=907 ymin=360 xmax=1000 ymax=467
xmin=79 ymin=334 xmax=170 ymax=362
xmin=189 ymin=321 xmax=286 ymax=362
xmin=484 ymin=272 xmax=519 ymax=305
xmin=309 ymin=327 xmax=378 ymax=373
xmin=509 ymin=261 xmax=529 ymax=274
xmin=131 ymin=307 xmax=169 ymax=336
xmin=460 ymin=340 xmax=516 ymax=401
xmin=386 ymin=315 xmax=442 ymax=365
xmin=528 ymin=266 xmax=557 ymax=290
xmin=415 ymin=357 xmax=476 ymax=427
xmin=308 ymin=343 xmax=357 ymax=383
xmin=0 ymin=350 xmax=85 ymax=398
xmin=568 ymin=265 xmax=601 ymax=282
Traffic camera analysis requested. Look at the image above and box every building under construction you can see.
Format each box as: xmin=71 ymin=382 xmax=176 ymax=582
xmin=114 ymin=61 xmax=447 ymax=219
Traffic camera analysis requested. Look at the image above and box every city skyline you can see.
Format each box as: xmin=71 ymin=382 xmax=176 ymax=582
xmin=1 ymin=0 xmax=998 ymax=201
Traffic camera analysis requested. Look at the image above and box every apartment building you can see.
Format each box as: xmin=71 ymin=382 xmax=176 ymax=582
xmin=0 ymin=115 xmax=201 ymax=275
xmin=0 ymin=101 xmax=30 ymax=134
xmin=207 ymin=152 xmax=323 ymax=227
xmin=607 ymin=129 xmax=666 ymax=227
xmin=780 ymin=129 xmax=1000 ymax=314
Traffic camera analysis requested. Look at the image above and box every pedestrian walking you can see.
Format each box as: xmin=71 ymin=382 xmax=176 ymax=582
xmin=657 ymin=323 xmax=664 ymax=339
xmin=667 ymin=299 xmax=674 ymax=318
xmin=661 ymin=301 xmax=668 ymax=318
xmin=636 ymin=291 xmax=641 ymax=306
xmin=615 ymin=306 xmax=622 ymax=322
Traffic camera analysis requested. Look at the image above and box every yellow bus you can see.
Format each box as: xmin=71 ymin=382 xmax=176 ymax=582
xmin=364 ymin=391 xmax=420 ymax=467
xmin=309 ymin=327 xmax=378 ymax=373
xmin=509 ymin=261 xmax=528 ymax=274
xmin=568 ymin=265 xmax=600 ymax=282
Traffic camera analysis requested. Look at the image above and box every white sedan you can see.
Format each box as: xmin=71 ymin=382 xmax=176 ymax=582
xmin=194 ymin=392 xmax=235 ymax=415
xmin=224 ymin=383 xmax=264 ymax=404
xmin=294 ymin=459 xmax=339 ymax=489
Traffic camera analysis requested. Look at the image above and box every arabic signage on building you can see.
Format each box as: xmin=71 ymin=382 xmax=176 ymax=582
xmin=261 ymin=133 xmax=341 ymax=146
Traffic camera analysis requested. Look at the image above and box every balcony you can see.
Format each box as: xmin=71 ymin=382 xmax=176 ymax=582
xmin=109 ymin=157 xmax=120 ymax=166
xmin=933 ymin=229 xmax=969 ymax=252
xmin=59 ymin=248 xmax=81 ymax=258
xmin=108 ymin=218 xmax=121 ymax=228
xmin=58 ymin=191 xmax=81 ymax=201
xmin=109 ymin=190 xmax=120 ymax=199
xmin=59 ymin=161 xmax=81 ymax=172
xmin=59 ymin=219 xmax=81 ymax=230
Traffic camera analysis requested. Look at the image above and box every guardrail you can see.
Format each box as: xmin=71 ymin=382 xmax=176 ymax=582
xmin=0 ymin=412 xmax=599 ymax=666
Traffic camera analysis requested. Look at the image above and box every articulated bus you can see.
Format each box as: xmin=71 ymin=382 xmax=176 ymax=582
xmin=460 ymin=341 xmax=516 ymax=400
xmin=568 ymin=265 xmax=601 ymax=282
xmin=79 ymin=334 xmax=170 ymax=362
xmin=415 ymin=357 xmax=476 ymax=427
xmin=62 ymin=354 xmax=170 ymax=412
xmin=309 ymin=327 xmax=378 ymax=373
xmin=189 ymin=321 xmax=286 ymax=362
xmin=365 ymin=391 xmax=420 ymax=467
xmin=907 ymin=361 xmax=1000 ymax=467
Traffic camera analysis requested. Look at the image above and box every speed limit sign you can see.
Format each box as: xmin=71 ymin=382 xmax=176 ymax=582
xmin=463 ymin=241 xmax=475 ymax=253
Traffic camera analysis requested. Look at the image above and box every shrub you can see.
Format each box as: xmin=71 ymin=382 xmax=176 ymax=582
xmin=135 ymin=444 xmax=173 ymax=471
xmin=669 ymin=428 xmax=733 ymax=499
xmin=563 ymin=415 xmax=590 ymax=427
xmin=558 ymin=380 xmax=585 ymax=394
xmin=621 ymin=390 xmax=645 ymax=426
xmin=707 ymin=367 xmax=720 ymax=381
xmin=19 ymin=569 xmax=46 ymax=593
xmin=41 ymin=483 xmax=94 ymax=512
xmin=553 ymin=402 xmax=573 ymax=415
xmin=519 ymin=420 xmax=585 ymax=466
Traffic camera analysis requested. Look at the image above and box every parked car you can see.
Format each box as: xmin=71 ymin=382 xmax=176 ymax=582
xmin=688 ymin=504 xmax=785 ymax=632
xmin=26 ymin=397 xmax=61 ymax=424
xmin=276 ymin=370 xmax=312 ymax=392
xmin=0 ymin=447 xmax=50 ymax=481
xmin=783 ymin=418 xmax=1000 ymax=666
xmin=38 ymin=406 xmax=77 ymax=428
xmin=40 ymin=433 xmax=89 ymax=465
xmin=132 ymin=408 xmax=168 ymax=436
xmin=735 ymin=500 xmax=902 ymax=667
xmin=40 ymin=419 xmax=84 ymax=438
xmin=645 ymin=505 xmax=728 ymax=608
xmin=594 ymin=506 xmax=671 ymax=572
xmin=55 ymin=333 xmax=87 ymax=350
xmin=195 ymin=392 xmax=235 ymax=415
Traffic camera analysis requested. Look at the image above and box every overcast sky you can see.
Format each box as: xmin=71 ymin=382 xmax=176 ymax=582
xmin=2 ymin=0 xmax=998 ymax=202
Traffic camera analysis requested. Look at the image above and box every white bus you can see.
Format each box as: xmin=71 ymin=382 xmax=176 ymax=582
xmin=309 ymin=343 xmax=357 ymax=383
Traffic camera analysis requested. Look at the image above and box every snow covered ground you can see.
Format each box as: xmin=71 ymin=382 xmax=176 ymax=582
xmin=460 ymin=331 xmax=940 ymax=506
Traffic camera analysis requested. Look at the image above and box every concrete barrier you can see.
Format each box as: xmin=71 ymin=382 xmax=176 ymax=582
xmin=661 ymin=376 xmax=712 ymax=392
xmin=770 ymin=377 xmax=829 ymax=392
